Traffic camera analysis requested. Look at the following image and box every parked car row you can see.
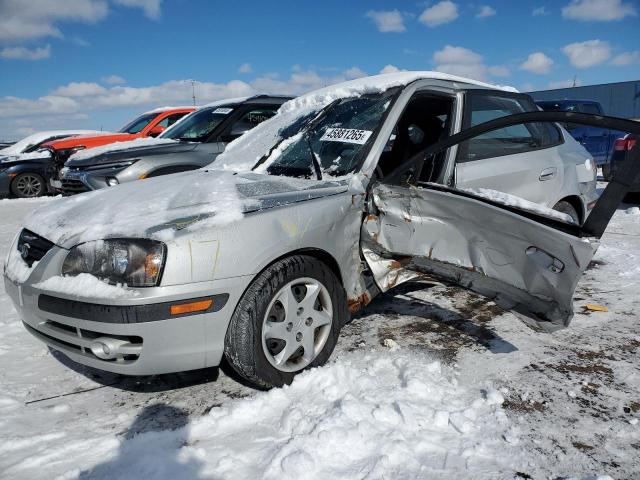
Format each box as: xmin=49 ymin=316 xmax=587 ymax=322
xmin=7 ymin=71 xmax=639 ymax=390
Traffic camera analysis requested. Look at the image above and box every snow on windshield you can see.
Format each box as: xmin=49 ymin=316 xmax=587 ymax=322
xmin=69 ymin=137 xmax=177 ymax=161
xmin=213 ymin=71 xmax=516 ymax=173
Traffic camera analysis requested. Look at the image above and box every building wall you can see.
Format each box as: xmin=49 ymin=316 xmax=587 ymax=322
xmin=528 ymin=80 xmax=640 ymax=120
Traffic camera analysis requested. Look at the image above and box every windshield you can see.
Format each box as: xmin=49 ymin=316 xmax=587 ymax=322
xmin=119 ymin=113 xmax=158 ymax=134
xmin=260 ymin=91 xmax=395 ymax=178
xmin=161 ymin=106 xmax=233 ymax=142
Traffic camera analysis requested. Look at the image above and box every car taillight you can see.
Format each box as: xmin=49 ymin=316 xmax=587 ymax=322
xmin=614 ymin=137 xmax=636 ymax=151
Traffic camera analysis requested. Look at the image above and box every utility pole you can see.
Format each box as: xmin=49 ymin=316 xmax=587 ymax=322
xmin=572 ymin=75 xmax=577 ymax=88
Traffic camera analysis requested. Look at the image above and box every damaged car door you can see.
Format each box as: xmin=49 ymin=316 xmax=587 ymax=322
xmin=362 ymin=111 xmax=640 ymax=332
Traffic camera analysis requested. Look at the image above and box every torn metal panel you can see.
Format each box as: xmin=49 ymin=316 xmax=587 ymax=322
xmin=362 ymin=183 xmax=599 ymax=330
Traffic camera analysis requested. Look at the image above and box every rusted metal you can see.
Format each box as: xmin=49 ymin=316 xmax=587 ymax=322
xmin=348 ymin=291 xmax=371 ymax=313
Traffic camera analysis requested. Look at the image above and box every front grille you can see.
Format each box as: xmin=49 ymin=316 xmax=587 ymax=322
xmin=25 ymin=320 xmax=143 ymax=364
xmin=17 ymin=229 xmax=54 ymax=267
xmin=61 ymin=178 xmax=90 ymax=194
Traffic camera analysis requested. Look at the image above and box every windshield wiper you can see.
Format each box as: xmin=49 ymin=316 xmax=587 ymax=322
xmin=253 ymin=98 xmax=342 ymax=173
xmin=306 ymin=134 xmax=323 ymax=180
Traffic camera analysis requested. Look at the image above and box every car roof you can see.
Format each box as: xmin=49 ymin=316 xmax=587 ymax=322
xmin=200 ymin=95 xmax=293 ymax=110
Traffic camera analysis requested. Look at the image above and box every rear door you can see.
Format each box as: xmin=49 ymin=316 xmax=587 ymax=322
xmin=455 ymin=90 xmax=564 ymax=206
xmin=363 ymin=110 xmax=640 ymax=332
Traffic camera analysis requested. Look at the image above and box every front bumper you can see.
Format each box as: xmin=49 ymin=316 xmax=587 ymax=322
xmin=4 ymin=272 xmax=248 ymax=376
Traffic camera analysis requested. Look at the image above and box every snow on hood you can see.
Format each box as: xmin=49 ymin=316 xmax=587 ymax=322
xmin=1 ymin=150 xmax=52 ymax=163
xmin=68 ymin=137 xmax=178 ymax=162
xmin=23 ymin=170 xmax=346 ymax=247
xmin=0 ymin=130 xmax=100 ymax=156
xmin=214 ymin=71 xmax=517 ymax=173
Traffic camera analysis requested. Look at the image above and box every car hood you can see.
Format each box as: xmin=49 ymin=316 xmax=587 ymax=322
xmin=24 ymin=169 xmax=351 ymax=248
xmin=44 ymin=132 xmax=131 ymax=150
xmin=65 ymin=141 xmax=200 ymax=168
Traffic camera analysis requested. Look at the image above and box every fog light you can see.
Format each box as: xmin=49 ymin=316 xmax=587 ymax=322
xmin=90 ymin=340 xmax=115 ymax=359
xmin=106 ymin=177 xmax=119 ymax=187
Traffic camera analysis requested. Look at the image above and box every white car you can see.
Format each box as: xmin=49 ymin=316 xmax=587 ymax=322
xmin=5 ymin=72 xmax=637 ymax=389
xmin=0 ymin=130 xmax=100 ymax=162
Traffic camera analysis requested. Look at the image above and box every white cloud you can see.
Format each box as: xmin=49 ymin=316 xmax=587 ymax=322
xmin=0 ymin=0 xmax=108 ymax=42
xmin=379 ymin=64 xmax=403 ymax=74
xmin=433 ymin=45 xmax=508 ymax=81
xmin=519 ymin=52 xmax=554 ymax=74
xmin=238 ymin=63 xmax=253 ymax=74
xmin=113 ymin=0 xmax=161 ymax=19
xmin=53 ymin=82 xmax=107 ymax=97
xmin=562 ymin=0 xmax=637 ymax=21
xmin=102 ymin=74 xmax=125 ymax=85
xmin=611 ymin=51 xmax=640 ymax=66
xmin=0 ymin=44 xmax=51 ymax=60
xmin=532 ymin=6 xmax=549 ymax=16
xmin=548 ymin=78 xmax=582 ymax=89
xmin=344 ymin=67 xmax=367 ymax=79
xmin=419 ymin=1 xmax=459 ymax=27
xmin=476 ymin=5 xmax=496 ymax=18
xmin=562 ymin=39 xmax=611 ymax=68
xmin=366 ymin=10 xmax=406 ymax=33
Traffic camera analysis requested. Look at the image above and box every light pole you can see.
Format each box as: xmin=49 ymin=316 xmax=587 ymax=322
xmin=183 ymin=79 xmax=197 ymax=106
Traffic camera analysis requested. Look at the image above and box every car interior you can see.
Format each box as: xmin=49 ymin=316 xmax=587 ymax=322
xmin=377 ymin=94 xmax=454 ymax=184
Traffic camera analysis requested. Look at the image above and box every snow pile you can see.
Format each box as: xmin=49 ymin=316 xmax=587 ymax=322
xmin=463 ymin=187 xmax=576 ymax=224
xmin=33 ymin=274 xmax=140 ymax=299
xmin=69 ymin=137 xmax=178 ymax=162
xmin=215 ymin=71 xmax=517 ymax=172
xmin=3 ymin=350 xmax=521 ymax=478
xmin=23 ymin=170 xmax=250 ymax=245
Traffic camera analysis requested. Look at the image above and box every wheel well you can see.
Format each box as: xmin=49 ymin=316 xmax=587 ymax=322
xmin=264 ymin=248 xmax=343 ymax=284
xmin=557 ymin=195 xmax=584 ymax=223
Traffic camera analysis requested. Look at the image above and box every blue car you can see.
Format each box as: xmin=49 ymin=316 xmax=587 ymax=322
xmin=536 ymin=100 xmax=624 ymax=171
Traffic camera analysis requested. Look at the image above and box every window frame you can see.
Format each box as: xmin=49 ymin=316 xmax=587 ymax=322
xmin=456 ymin=89 xmax=564 ymax=163
xmin=214 ymin=104 xmax=281 ymax=143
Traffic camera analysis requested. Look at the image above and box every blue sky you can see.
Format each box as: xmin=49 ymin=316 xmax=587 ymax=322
xmin=1 ymin=0 xmax=639 ymax=139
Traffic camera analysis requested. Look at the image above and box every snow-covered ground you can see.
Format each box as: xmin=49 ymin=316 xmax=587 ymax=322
xmin=1 ymin=189 xmax=639 ymax=479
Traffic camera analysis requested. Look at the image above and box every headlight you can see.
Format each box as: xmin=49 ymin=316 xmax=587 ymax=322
xmin=62 ymin=239 xmax=166 ymax=287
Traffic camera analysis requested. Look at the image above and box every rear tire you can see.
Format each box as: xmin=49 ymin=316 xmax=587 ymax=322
xmin=553 ymin=200 xmax=580 ymax=224
xmin=11 ymin=173 xmax=45 ymax=198
xmin=602 ymin=164 xmax=613 ymax=182
xmin=224 ymin=255 xmax=348 ymax=389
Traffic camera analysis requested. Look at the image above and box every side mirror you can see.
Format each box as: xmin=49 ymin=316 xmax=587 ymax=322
xmin=148 ymin=125 xmax=166 ymax=137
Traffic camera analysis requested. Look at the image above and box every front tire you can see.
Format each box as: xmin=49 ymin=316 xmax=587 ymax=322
xmin=224 ymin=255 xmax=347 ymax=389
xmin=11 ymin=172 xmax=45 ymax=198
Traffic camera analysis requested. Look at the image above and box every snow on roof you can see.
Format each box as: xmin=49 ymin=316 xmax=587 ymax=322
xmin=214 ymin=71 xmax=517 ymax=172
xmin=143 ymin=106 xmax=198 ymax=114
xmin=0 ymin=130 xmax=101 ymax=156
xmin=200 ymin=96 xmax=252 ymax=109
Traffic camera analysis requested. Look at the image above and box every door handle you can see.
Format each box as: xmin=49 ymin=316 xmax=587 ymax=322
xmin=539 ymin=167 xmax=557 ymax=181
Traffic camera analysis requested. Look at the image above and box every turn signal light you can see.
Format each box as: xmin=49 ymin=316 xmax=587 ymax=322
xmin=170 ymin=299 xmax=213 ymax=315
